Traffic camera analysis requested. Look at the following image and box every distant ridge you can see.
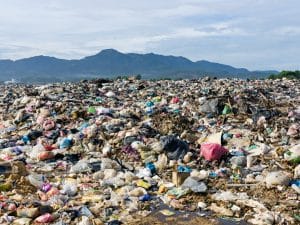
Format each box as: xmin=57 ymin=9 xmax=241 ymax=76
xmin=0 ymin=49 xmax=278 ymax=82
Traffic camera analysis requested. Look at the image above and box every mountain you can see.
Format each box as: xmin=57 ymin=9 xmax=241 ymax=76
xmin=0 ymin=49 xmax=278 ymax=82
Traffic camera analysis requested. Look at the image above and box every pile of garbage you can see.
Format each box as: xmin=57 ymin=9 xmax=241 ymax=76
xmin=0 ymin=77 xmax=299 ymax=225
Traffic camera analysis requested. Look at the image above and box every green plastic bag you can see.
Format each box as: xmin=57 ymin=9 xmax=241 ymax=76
xmin=88 ymin=106 xmax=96 ymax=114
xmin=222 ymin=104 xmax=231 ymax=115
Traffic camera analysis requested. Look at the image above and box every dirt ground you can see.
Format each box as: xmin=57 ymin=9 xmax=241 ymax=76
xmin=128 ymin=213 xmax=217 ymax=225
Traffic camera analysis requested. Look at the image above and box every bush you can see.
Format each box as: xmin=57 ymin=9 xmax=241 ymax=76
xmin=135 ymin=74 xmax=142 ymax=80
xmin=268 ymin=71 xmax=300 ymax=80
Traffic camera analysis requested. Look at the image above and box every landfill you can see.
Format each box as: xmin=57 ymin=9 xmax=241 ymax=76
xmin=0 ymin=77 xmax=299 ymax=225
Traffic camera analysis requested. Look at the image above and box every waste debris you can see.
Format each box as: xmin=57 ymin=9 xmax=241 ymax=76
xmin=0 ymin=77 xmax=299 ymax=224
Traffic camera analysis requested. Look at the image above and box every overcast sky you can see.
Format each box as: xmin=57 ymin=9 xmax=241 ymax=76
xmin=0 ymin=0 xmax=299 ymax=70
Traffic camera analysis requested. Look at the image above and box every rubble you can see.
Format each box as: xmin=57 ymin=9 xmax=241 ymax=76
xmin=0 ymin=77 xmax=299 ymax=224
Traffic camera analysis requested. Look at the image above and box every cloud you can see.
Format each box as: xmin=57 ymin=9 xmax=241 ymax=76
xmin=0 ymin=44 xmax=42 ymax=59
xmin=272 ymin=26 xmax=300 ymax=36
xmin=0 ymin=0 xmax=299 ymax=70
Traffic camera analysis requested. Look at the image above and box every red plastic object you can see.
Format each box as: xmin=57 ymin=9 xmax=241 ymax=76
xmin=35 ymin=213 xmax=54 ymax=223
xmin=170 ymin=97 xmax=180 ymax=104
xmin=200 ymin=143 xmax=228 ymax=161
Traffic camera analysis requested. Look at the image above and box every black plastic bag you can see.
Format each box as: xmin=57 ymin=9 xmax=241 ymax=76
xmin=160 ymin=135 xmax=189 ymax=160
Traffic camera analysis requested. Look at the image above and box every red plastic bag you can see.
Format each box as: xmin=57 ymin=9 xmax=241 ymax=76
xmin=35 ymin=213 xmax=54 ymax=223
xmin=170 ymin=97 xmax=180 ymax=104
xmin=38 ymin=151 xmax=55 ymax=161
xmin=200 ymin=143 xmax=228 ymax=161
xmin=44 ymin=145 xmax=56 ymax=151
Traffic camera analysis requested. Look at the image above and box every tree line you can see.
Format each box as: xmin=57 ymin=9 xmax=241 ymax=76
xmin=269 ymin=71 xmax=300 ymax=79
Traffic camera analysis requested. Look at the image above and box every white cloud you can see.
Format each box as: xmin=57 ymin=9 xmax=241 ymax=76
xmin=0 ymin=0 xmax=299 ymax=70
xmin=272 ymin=26 xmax=300 ymax=36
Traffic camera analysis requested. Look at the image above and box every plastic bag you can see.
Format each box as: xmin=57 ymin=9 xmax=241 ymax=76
xmin=61 ymin=183 xmax=78 ymax=196
xmin=265 ymin=171 xmax=291 ymax=187
xmin=200 ymin=143 xmax=228 ymax=161
xmin=284 ymin=144 xmax=300 ymax=164
xmin=181 ymin=177 xmax=207 ymax=193
xmin=59 ymin=138 xmax=72 ymax=149
xmin=154 ymin=154 xmax=168 ymax=172
xmin=160 ymin=135 xmax=189 ymax=160
xmin=35 ymin=213 xmax=54 ymax=223
xmin=27 ymin=173 xmax=45 ymax=189
xmin=198 ymin=98 xmax=219 ymax=114
xmin=28 ymin=143 xmax=46 ymax=159
xmin=70 ymin=160 xmax=91 ymax=173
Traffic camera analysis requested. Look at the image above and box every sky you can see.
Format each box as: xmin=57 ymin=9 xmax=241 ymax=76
xmin=0 ymin=0 xmax=299 ymax=71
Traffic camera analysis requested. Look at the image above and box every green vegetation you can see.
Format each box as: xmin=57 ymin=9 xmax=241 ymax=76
xmin=269 ymin=70 xmax=300 ymax=80
xmin=115 ymin=75 xmax=129 ymax=80
xmin=149 ymin=77 xmax=172 ymax=81
xmin=115 ymin=74 xmax=142 ymax=80
xmin=134 ymin=74 xmax=142 ymax=80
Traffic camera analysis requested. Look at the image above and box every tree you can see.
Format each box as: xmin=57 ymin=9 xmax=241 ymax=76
xmin=268 ymin=70 xmax=300 ymax=80
xmin=135 ymin=74 xmax=142 ymax=80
